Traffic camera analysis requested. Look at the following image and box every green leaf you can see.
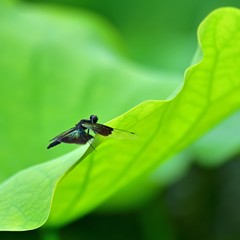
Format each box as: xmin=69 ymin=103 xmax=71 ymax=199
xmin=0 ymin=145 xmax=89 ymax=231
xmin=47 ymin=7 xmax=240 ymax=226
xmin=0 ymin=6 xmax=240 ymax=231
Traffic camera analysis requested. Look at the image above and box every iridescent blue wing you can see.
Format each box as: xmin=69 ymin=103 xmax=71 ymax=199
xmin=49 ymin=127 xmax=76 ymax=141
xmin=48 ymin=127 xmax=93 ymax=149
xmin=60 ymin=129 xmax=93 ymax=144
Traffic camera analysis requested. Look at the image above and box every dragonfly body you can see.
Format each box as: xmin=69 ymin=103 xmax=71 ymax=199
xmin=47 ymin=115 xmax=134 ymax=149
xmin=76 ymin=115 xmax=113 ymax=136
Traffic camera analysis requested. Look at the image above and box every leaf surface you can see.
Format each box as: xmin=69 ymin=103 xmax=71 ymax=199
xmin=48 ymin=7 xmax=240 ymax=226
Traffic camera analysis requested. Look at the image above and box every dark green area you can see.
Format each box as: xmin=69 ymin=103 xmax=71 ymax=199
xmin=23 ymin=0 xmax=240 ymax=71
xmin=1 ymin=158 xmax=240 ymax=239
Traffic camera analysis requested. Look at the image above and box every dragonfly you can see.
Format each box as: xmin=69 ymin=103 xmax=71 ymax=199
xmin=47 ymin=115 xmax=135 ymax=149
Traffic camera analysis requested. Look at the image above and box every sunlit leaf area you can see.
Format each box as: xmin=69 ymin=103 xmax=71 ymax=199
xmin=0 ymin=0 xmax=240 ymax=239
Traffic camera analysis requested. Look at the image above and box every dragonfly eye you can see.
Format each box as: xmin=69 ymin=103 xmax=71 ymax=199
xmin=90 ymin=115 xmax=98 ymax=123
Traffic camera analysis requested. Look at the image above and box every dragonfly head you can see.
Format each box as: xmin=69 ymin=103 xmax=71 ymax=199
xmin=90 ymin=115 xmax=98 ymax=123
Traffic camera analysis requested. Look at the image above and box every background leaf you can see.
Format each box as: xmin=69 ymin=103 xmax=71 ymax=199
xmin=0 ymin=2 xmax=181 ymax=182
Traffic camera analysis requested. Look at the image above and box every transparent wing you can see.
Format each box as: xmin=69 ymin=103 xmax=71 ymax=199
xmin=110 ymin=128 xmax=136 ymax=140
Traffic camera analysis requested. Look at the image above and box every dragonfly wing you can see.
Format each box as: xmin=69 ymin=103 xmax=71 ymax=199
xmin=81 ymin=122 xmax=113 ymax=136
xmin=109 ymin=128 xmax=136 ymax=140
xmin=49 ymin=127 xmax=76 ymax=141
xmin=48 ymin=128 xmax=93 ymax=149
xmin=61 ymin=129 xmax=93 ymax=144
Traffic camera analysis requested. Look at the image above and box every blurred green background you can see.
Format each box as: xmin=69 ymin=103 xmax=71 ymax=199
xmin=0 ymin=0 xmax=240 ymax=239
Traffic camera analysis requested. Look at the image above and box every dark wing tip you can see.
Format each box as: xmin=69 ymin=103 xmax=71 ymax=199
xmin=47 ymin=140 xmax=61 ymax=149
